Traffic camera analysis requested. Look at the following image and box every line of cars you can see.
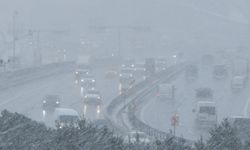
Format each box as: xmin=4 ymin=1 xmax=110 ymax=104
xmin=42 ymin=94 xmax=81 ymax=128
xmin=74 ymin=64 xmax=102 ymax=121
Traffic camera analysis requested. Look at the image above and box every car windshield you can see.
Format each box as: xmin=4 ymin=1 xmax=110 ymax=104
xmin=199 ymin=106 xmax=216 ymax=115
xmin=121 ymin=68 xmax=134 ymax=74
xmin=59 ymin=115 xmax=79 ymax=123
xmin=87 ymin=90 xmax=100 ymax=95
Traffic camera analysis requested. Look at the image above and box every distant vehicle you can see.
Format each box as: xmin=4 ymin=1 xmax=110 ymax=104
xmin=83 ymin=93 xmax=102 ymax=120
xmin=79 ymin=75 xmax=96 ymax=90
xmin=232 ymin=59 xmax=249 ymax=79
xmin=156 ymin=83 xmax=175 ymax=100
xmin=185 ymin=64 xmax=198 ymax=81
xmin=54 ymin=108 xmax=80 ymax=128
xmin=85 ymin=88 xmax=102 ymax=99
xmin=119 ymin=74 xmax=135 ymax=95
xmin=74 ymin=69 xmax=90 ymax=84
xmin=231 ymin=76 xmax=246 ymax=91
xmin=134 ymin=64 xmax=146 ymax=81
xmin=125 ymin=131 xmax=150 ymax=143
xmin=228 ymin=116 xmax=250 ymax=141
xmin=195 ymin=88 xmax=213 ymax=101
xmin=120 ymin=67 xmax=135 ymax=77
xmin=105 ymin=70 xmax=118 ymax=79
xmin=213 ymin=64 xmax=228 ymax=79
xmin=155 ymin=58 xmax=167 ymax=72
xmin=42 ymin=95 xmax=61 ymax=113
xmin=122 ymin=58 xmax=136 ymax=68
xmin=195 ymin=101 xmax=217 ymax=128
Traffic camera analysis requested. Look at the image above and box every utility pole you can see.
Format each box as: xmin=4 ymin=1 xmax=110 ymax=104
xmin=12 ymin=11 xmax=18 ymax=58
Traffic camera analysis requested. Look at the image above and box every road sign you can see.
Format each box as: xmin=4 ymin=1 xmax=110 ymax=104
xmin=171 ymin=114 xmax=179 ymax=126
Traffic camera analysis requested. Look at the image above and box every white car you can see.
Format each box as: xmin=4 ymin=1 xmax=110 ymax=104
xmin=125 ymin=131 xmax=150 ymax=143
xmin=54 ymin=108 xmax=80 ymax=128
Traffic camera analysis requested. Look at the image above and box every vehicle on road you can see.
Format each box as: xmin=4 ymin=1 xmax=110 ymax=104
xmin=213 ymin=64 xmax=228 ymax=79
xmin=119 ymin=74 xmax=135 ymax=95
xmin=134 ymin=66 xmax=146 ymax=81
xmin=79 ymin=74 xmax=96 ymax=90
xmin=54 ymin=108 xmax=80 ymax=128
xmin=74 ymin=69 xmax=90 ymax=84
xmin=125 ymin=131 xmax=150 ymax=143
xmin=195 ymin=101 xmax=217 ymax=128
xmin=195 ymin=88 xmax=213 ymax=101
xmin=231 ymin=76 xmax=246 ymax=91
xmin=155 ymin=58 xmax=167 ymax=72
xmin=121 ymin=58 xmax=136 ymax=68
xmin=120 ymin=67 xmax=135 ymax=77
xmin=156 ymin=83 xmax=175 ymax=100
xmin=42 ymin=95 xmax=61 ymax=113
xmin=83 ymin=94 xmax=102 ymax=120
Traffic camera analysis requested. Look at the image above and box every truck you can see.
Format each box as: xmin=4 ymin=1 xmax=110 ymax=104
xmin=119 ymin=74 xmax=135 ymax=95
xmin=74 ymin=56 xmax=92 ymax=83
xmin=196 ymin=101 xmax=217 ymax=128
xmin=156 ymin=83 xmax=175 ymax=100
xmin=231 ymin=59 xmax=248 ymax=90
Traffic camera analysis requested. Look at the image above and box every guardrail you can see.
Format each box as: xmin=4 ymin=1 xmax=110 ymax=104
xmin=0 ymin=62 xmax=74 ymax=90
xmin=105 ymin=63 xmax=189 ymax=139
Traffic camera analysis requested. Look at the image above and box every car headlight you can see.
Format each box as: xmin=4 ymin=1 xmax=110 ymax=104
xmin=81 ymin=79 xmax=84 ymax=82
xmin=97 ymin=96 xmax=101 ymax=99
xmin=56 ymin=101 xmax=60 ymax=104
xmin=75 ymin=72 xmax=78 ymax=74
xmin=43 ymin=100 xmax=46 ymax=103
xmin=131 ymin=64 xmax=135 ymax=67
xmin=130 ymin=74 xmax=133 ymax=77
xmin=92 ymin=79 xmax=95 ymax=82
xmin=84 ymin=95 xmax=88 ymax=98
xmin=119 ymin=74 xmax=122 ymax=77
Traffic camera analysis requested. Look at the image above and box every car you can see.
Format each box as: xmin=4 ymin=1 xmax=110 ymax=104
xmin=79 ymin=75 xmax=96 ymax=90
xmin=213 ymin=64 xmax=228 ymax=79
xmin=74 ymin=69 xmax=90 ymax=83
xmin=83 ymin=94 xmax=102 ymax=120
xmin=125 ymin=131 xmax=150 ymax=143
xmin=42 ymin=95 xmax=61 ymax=113
xmin=85 ymin=88 xmax=102 ymax=99
xmin=54 ymin=108 xmax=80 ymax=128
xmin=120 ymin=67 xmax=135 ymax=77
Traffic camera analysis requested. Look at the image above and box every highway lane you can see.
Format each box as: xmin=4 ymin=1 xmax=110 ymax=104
xmin=141 ymin=63 xmax=250 ymax=141
xmin=0 ymin=67 xmax=119 ymax=127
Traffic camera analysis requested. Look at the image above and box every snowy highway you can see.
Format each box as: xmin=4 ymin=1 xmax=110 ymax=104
xmin=140 ymin=62 xmax=250 ymax=141
xmin=0 ymin=65 xmax=119 ymax=127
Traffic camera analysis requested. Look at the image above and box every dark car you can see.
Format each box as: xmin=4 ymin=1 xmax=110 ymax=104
xmin=42 ymin=95 xmax=61 ymax=112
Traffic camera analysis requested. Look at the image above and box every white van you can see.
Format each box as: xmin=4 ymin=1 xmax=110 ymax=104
xmin=156 ymin=83 xmax=175 ymax=100
xmin=196 ymin=101 xmax=217 ymax=128
xmin=54 ymin=108 xmax=80 ymax=128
